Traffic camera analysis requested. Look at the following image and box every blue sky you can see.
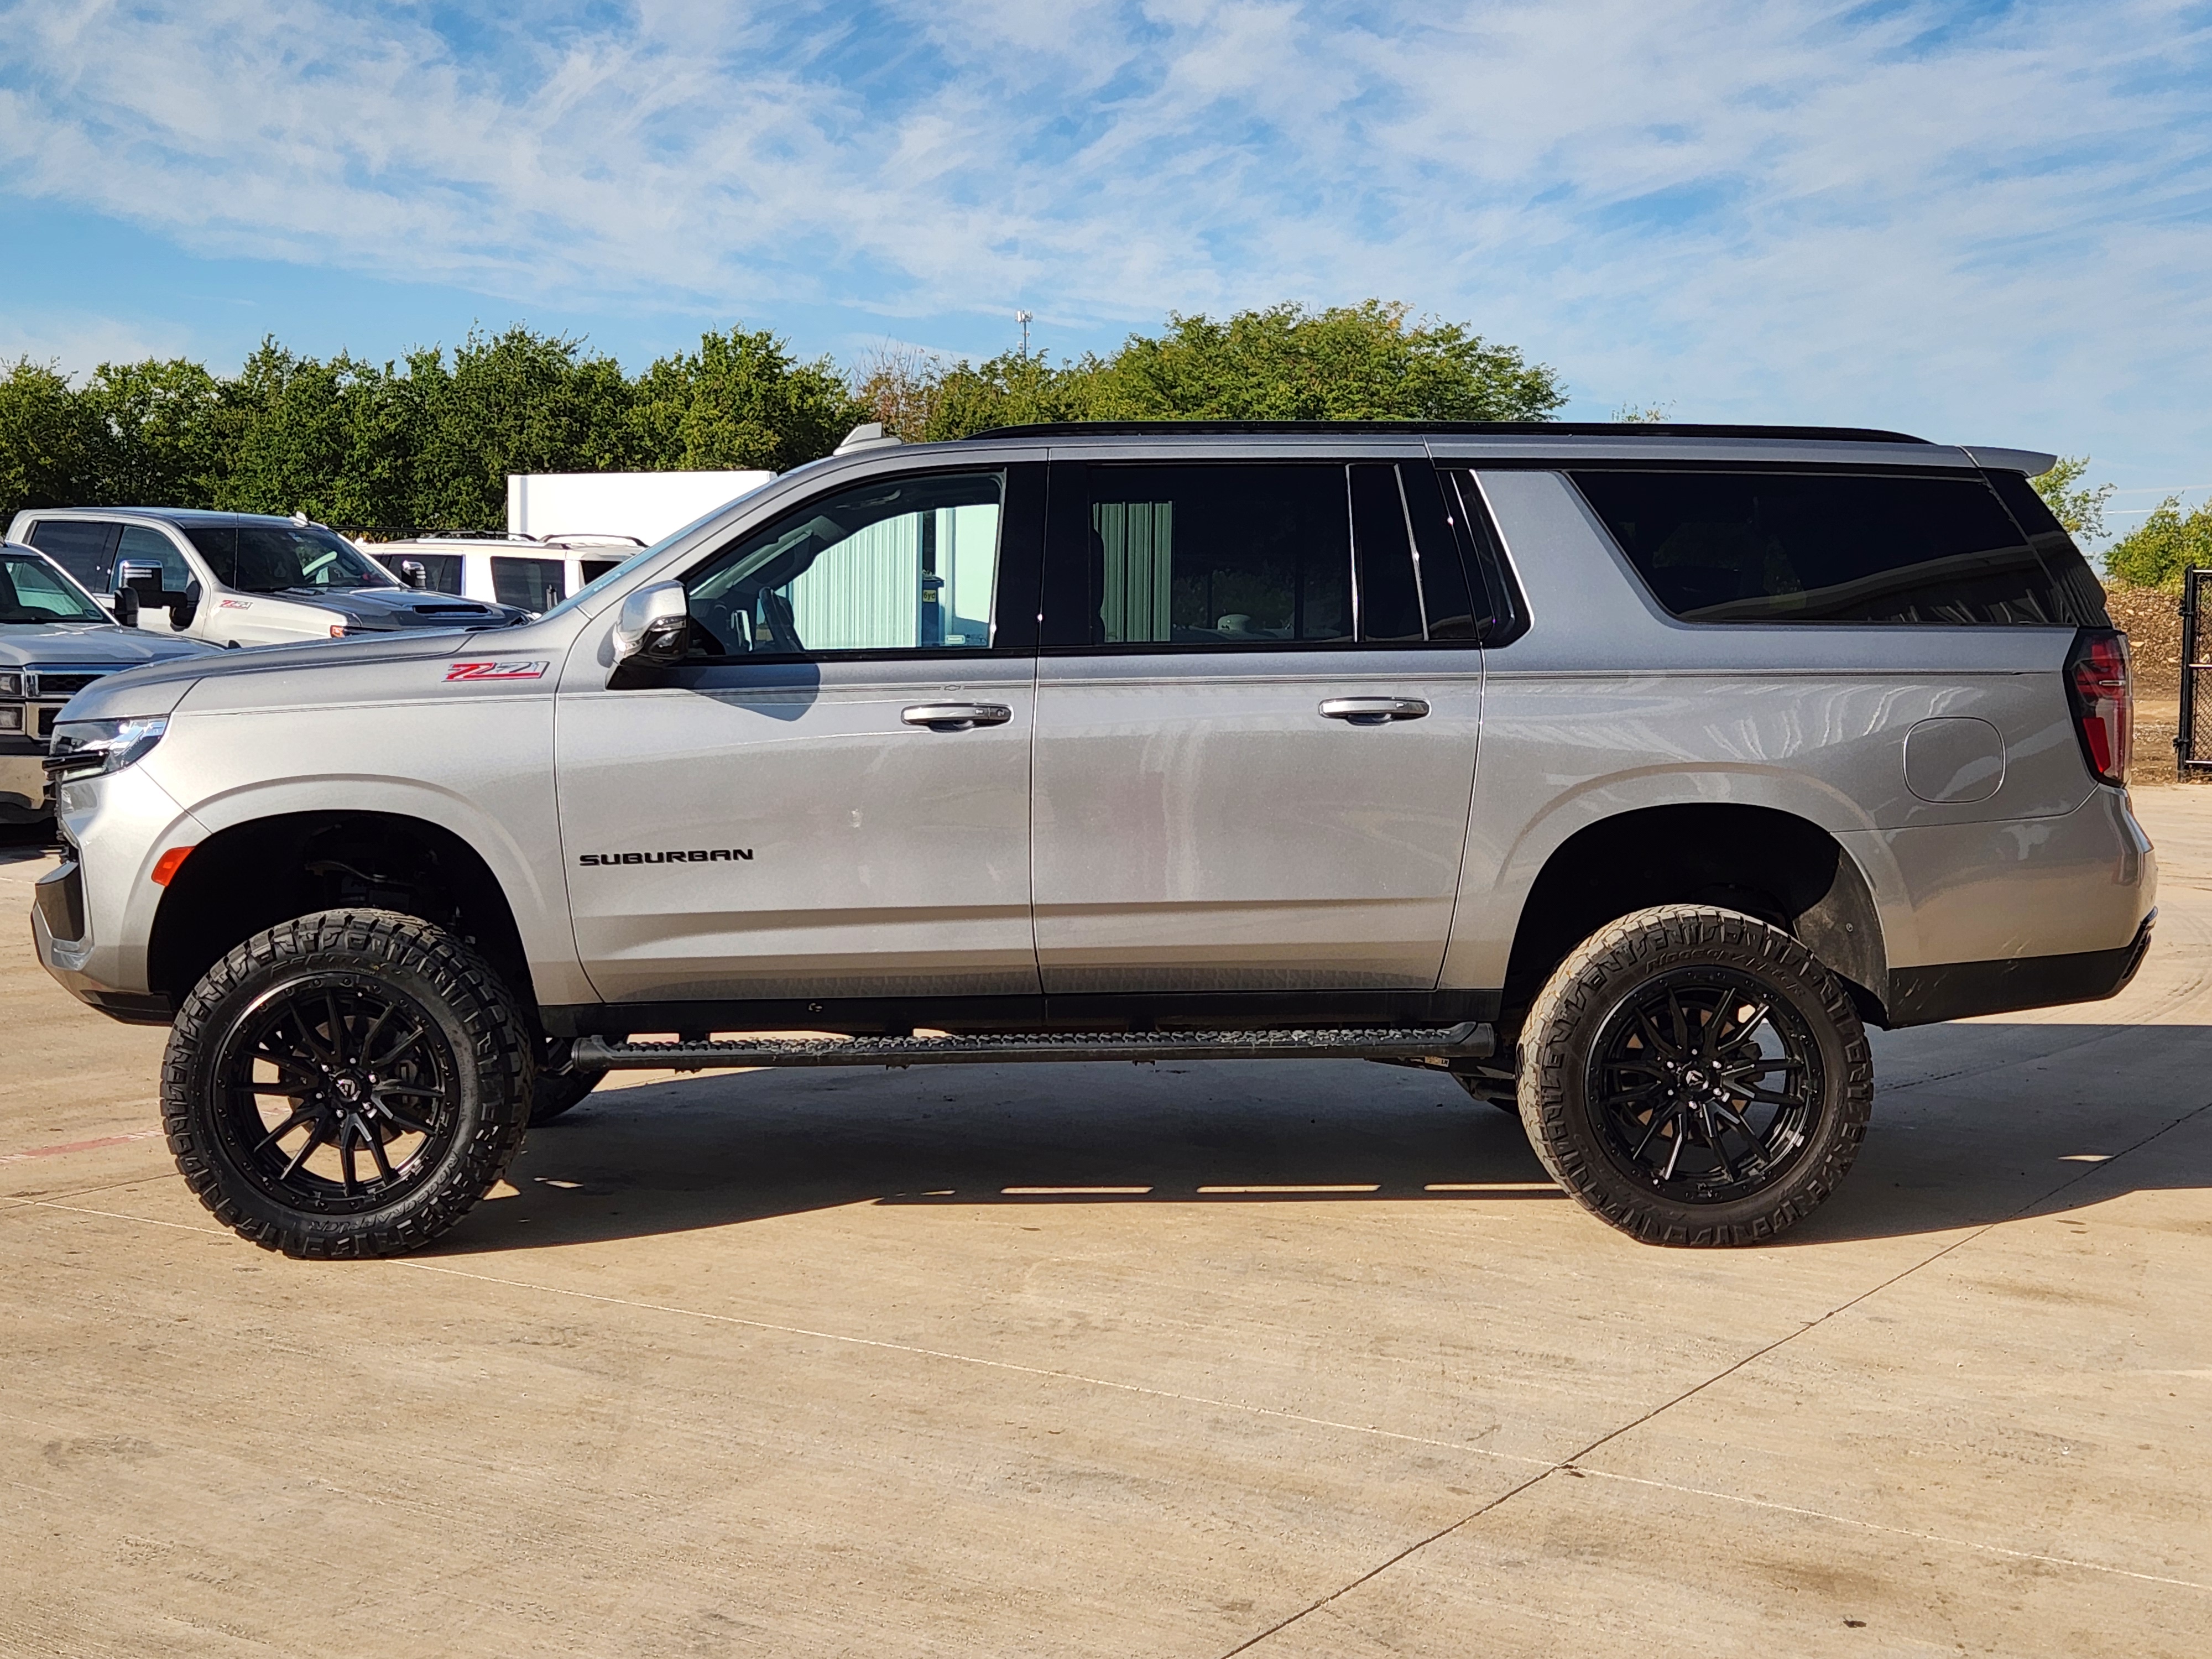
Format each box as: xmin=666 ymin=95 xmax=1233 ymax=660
xmin=2 ymin=1 xmax=2209 ymax=534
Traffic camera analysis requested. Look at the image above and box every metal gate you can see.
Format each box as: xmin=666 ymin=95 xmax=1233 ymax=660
xmin=2181 ymin=567 xmax=2212 ymax=775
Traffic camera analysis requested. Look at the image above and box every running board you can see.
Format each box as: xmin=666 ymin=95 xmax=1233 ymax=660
xmin=569 ymin=1022 xmax=1493 ymax=1073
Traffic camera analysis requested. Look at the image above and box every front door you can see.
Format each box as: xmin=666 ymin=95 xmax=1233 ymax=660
xmin=1031 ymin=457 xmax=1485 ymax=993
xmin=557 ymin=461 xmax=1045 ymax=1005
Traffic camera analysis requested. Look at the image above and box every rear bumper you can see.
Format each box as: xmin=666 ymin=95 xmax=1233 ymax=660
xmin=1883 ymin=909 xmax=2156 ymax=1027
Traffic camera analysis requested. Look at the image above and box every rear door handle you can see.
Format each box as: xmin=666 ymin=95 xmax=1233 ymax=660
xmin=1318 ymin=697 xmax=1430 ymax=725
xmin=902 ymin=702 xmax=1013 ymax=731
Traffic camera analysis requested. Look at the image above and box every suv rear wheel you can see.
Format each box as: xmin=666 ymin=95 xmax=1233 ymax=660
xmin=1519 ymin=905 xmax=1872 ymax=1245
xmin=162 ymin=909 xmax=532 ymax=1258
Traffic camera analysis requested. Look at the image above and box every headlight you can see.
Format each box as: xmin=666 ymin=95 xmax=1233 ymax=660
xmin=0 ymin=671 xmax=20 ymax=697
xmin=44 ymin=716 xmax=169 ymax=781
xmin=0 ymin=703 xmax=20 ymax=733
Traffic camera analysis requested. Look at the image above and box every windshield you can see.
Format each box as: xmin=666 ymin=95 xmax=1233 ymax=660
xmin=0 ymin=550 xmax=108 ymax=624
xmin=185 ymin=523 xmax=397 ymax=594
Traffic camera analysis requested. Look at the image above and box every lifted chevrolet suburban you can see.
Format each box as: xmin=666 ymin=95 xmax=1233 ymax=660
xmin=32 ymin=421 xmax=2154 ymax=1256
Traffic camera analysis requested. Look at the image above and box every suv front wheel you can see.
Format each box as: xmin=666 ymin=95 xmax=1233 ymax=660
xmin=1519 ymin=905 xmax=1872 ymax=1245
xmin=162 ymin=910 xmax=533 ymax=1258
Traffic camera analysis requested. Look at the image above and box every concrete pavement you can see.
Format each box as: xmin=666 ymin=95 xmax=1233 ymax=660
xmin=2 ymin=790 xmax=2207 ymax=1656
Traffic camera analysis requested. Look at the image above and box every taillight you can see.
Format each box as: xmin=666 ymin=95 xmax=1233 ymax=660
xmin=2065 ymin=628 xmax=2132 ymax=787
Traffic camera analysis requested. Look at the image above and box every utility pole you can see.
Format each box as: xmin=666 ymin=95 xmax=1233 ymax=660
xmin=1016 ymin=310 xmax=1033 ymax=356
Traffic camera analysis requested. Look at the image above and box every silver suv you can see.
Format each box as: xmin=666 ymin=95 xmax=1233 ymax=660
xmin=32 ymin=422 xmax=2155 ymax=1257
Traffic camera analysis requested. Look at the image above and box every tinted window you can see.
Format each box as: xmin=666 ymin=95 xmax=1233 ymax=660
xmin=403 ymin=553 xmax=465 ymax=594
xmin=684 ymin=471 xmax=1004 ymax=656
xmin=579 ymin=557 xmax=623 ymax=586
xmin=1984 ymin=470 xmax=2111 ymax=627
xmin=25 ymin=520 xmax=119 ymax=591
xmin=1350 ymin=465 xmax=1424 ymax=641
xmin=184 ymin=523 xmax=394 ymax=593
xmin=1069 ymin=464 xmax=1351 ymax=646
xmin=1572 ymin=471 xmax=2100 ymax=625
xmin=114 ymin=525 xmax=192 ymax=597
xmin=492 ymin=556 xmax=567 ymax=613
xmin=1435 ymin=469 xmax=1523 ymax=643
xmin=0 ymin=551 xmax=106 ymax=624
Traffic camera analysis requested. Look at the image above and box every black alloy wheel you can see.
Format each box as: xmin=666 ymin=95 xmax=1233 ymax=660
xmin=1519 ymin=905 xmax=1872 ymax=1245
xmin=1585 ymin=967 xmax=1822 ymax=1204
xmin=164 ymin=910 xmax=531 ymax=1258
xmin=210 ymin=974 xmax=461 ymax=1212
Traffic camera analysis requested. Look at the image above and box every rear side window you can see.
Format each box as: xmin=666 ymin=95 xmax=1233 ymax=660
xmin=1571 ymin=471 xmax=2106 ymax=626
xmin=25 ymin=520 xmax=120 ymax=591
xmin=491 ymin=556 xmax=568 ymax=613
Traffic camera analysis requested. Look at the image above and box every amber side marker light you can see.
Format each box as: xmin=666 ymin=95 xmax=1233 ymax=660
xmin=150 ymin=846 xmax=194 ymax=886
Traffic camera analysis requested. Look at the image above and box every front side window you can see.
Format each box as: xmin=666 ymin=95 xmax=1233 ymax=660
xmin=114 ymin=525 xmax=193 ymax=596
xmin=491 ymin=556 xmax=568 ymax=613
xmin=404 ymin=553 xmax=465 ymax=594
xmin=185 ymin=523 xmax=397 ymax=593
xmin=684 ymin=472 xmax=1004 ymax=657
xmin=1572 ymin=470 xmax=2105 ymax=626
xmin=0 ymin=551 xmax=107 ymax=624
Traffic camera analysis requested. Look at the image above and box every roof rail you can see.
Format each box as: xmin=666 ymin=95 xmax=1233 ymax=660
xmin=962 ymin=419 xmax=1934 ymax=444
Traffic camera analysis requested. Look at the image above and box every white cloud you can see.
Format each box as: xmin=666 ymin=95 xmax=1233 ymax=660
xmin=0 ymin=1 xmax=2206 ymax=467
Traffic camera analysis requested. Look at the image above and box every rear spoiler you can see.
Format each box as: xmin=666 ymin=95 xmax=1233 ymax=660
xmin=1960 ymin=446 xmax=2058 ymax=477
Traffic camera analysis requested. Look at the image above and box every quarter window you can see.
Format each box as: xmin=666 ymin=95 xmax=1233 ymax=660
xmin=1572 ymin=470 xmax=2107 ymax=627
xmin=684 ymin=471 xmax=1004 ymax=657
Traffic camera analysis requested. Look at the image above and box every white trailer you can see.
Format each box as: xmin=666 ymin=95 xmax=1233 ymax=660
xmin=505 ymin=469 xmax=774 ymax=545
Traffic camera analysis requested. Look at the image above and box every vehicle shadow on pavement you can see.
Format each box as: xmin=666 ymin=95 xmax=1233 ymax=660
xmin=429 ymin=1023 xmax=2212 ymax=1255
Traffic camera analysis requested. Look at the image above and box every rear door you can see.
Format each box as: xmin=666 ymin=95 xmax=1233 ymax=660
xmin=1030 ymin=456 xmax=1486 ymax=993
xmin=556 ymin=460 xmax=1046 ymax=1004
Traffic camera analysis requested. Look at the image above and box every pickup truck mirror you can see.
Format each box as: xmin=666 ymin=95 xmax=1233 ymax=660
xmin=398 ymin=560 xmax=427 ymax=590
xmin=169 ymin=579 xmax=201 ymax=632
xmin=612 ymin=581 xmax=690 ymax=669
xmin=112 ymin=585 xmax=142 ymax=628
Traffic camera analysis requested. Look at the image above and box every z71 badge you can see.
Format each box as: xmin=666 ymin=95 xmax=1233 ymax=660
xmin=445 ymin=660 xmax=549 ymax=682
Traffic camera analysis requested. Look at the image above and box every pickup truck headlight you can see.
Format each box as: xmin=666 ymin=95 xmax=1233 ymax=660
xmin=0 ymin=671 xmax=22 ymax=697
xmin=0 ymin=703 xmax=21 ymax=733
xmin=44 ymin=716 xmax=169 ymax=782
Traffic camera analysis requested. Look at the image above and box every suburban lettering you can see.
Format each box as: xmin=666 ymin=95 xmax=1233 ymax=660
xmin=577 ymin=848 xmax=753 ymax=867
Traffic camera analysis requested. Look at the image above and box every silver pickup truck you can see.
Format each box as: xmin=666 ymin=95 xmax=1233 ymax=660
xmin=31 ymin=421 xmax=2154 ymax=1258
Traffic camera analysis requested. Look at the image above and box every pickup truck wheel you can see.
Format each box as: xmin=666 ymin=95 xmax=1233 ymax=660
xmin=161 ymin=909 xmax=531 ymax=1259
xmin=529 ymin=1060 xmax=606 ymax=1125
xmin=1519 ymin=905 xmax=1872 ymax=1246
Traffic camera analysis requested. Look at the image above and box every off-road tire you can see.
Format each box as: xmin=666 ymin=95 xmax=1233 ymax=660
xmin=1519 ymin=905 xmax=1872 ymax=1246
xmin=163 ymin=909 xmax=533 ymax=1258
xmin=529 ymin=1062 xmax=607 ymax=1125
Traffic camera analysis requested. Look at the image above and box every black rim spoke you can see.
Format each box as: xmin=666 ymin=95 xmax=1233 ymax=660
xmin=1588 ymin=969 xmax=1822 ymax=1205
xmin=215 ymin=977 xmax=458 ymax=1214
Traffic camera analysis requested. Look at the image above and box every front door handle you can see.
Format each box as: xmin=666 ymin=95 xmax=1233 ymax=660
xmin=1318 ymin=696 xmax=1430 ymax=725
xmin=902 ymin=702 xmax=1013 ymax=731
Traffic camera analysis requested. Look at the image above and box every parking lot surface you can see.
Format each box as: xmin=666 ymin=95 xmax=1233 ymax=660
xmin=3 ymin=790 xmax=2208 ymax=1657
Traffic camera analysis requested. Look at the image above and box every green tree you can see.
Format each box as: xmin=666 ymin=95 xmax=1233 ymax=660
xmin=920 ymin=349 xmax=1104 ymax=440
xmin=2104 ymin=495 xmax=2212 ymax=590
xmin=1092 ymin=301 xmax=1564 ymax=424
xmin=77 ymin=358 xmax=231 ymax=507
xmin=910 ymin=301 xmax=1566 ymax=440
xmin=630 ymin=327 xmax=864 ymax=474
xmin=2030 ymin=456 xmax=2115 ymax=542
xmin=0 ymin=359 xmax=100 ymax=524
xmin=410 ymin=328 xmax=641 ymax=530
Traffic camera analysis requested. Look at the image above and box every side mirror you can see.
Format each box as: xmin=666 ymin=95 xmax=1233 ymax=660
xmin=398 ymin=559 xmax=427 ymax=590
xmin=612 ymin=581 xmax=690 ymax=666
xmin=169 ymin=579 xmax=201 ymax=632
xmin=112 ymin=586 xmax=141 ymax=628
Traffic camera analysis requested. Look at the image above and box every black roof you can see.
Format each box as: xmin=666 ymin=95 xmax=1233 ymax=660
xmin=966 ymin=420 xmax=1932 ymax=444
